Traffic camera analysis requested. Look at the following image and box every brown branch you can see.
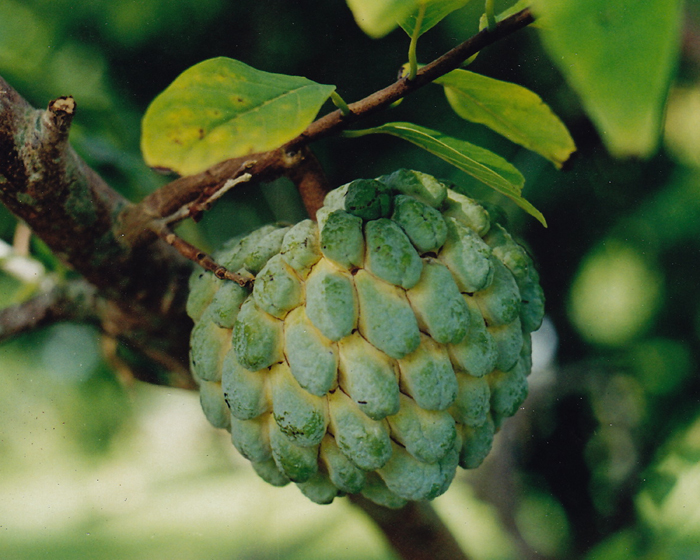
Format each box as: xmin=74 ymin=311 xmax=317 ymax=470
xmin=0 ymin=76 xmax=195 ymax=382
xmin=0 ymin=279 xmax=99 ymax=342
xmin=286 ymin=8 xmax=535 ymax=151
xmin=349 ymin=495 xmax=470 ymax=560
xmin=119 ymin=8 xmax=534 ymax=245
xmin=151 ymin=221 xmax=253 ymax=287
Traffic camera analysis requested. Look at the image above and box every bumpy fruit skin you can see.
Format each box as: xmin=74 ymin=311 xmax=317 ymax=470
xmin=187 ymin=169 xmax=544 ymax=507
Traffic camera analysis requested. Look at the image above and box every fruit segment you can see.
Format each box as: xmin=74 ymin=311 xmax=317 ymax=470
xmin=320 ymin=434 xmax=367 ymax=493
xmin=474 ymin=257 xmax=521 ymax=327
xmin=354 ymin=270 xmax=420 ymax=359
xmin=448 ymin=296 xmax=498 ymax=378
xmin=280 ymin=219 xmax=322 ymax=276
xmin=199 ymin=380 xmax=231 ymax=430
xmin=442 ymin=190 xmax=491 ymax=236
xmin=209 ymin=280 xmax=248 ymax=328
xmin=488 ymin=317 xmax=524 ymax=372
xmin=450 ymin=372 xmax=491 ymax=427
xmin=459 ymin=415 xmax=496 ymax=469
xmin=319 ymin=210 xmax=364 ymax=269
xmin=189 ymin=317 xmax=231 ymax=382
xmin=327 ymin=389 xmax=393 ymax=471
xmin=232 ymin=299 xmax=284 ymax=371
xmin=344 ymin=178 xmax=392 ymax=220
xmin=440 ymin=218 xmax=494 ymax=293
xmin=397 ymin=335 xmax=457 ymax=411
xmin=364 ymin=218 xmax=423 ymax=289
xmin=252 ymin=254 xmax=303 ymax=319
xmin=221 ymin=348 xmax=269 ymax=420
xmin=387 ymin=394 xmax=457 ymax=464
xmin=230 ymin=413 xmax=272 ymax=463
xmin=252 ymin=458 xmax=290 ymax=487
xmin=283 ymin=306 xmax=338 ymax=396
xmin=305 ymin=259 xmax=357 ymax=341
xmin=391 ymin=194 xmax=447 ymax=254
xmin=270 ymin=361 xmax=328 ymax=447
xmin=337 ymin=331 xmax=401 ymax=420
xmin=380 ymin=168 xmax=447 ymax=208
xmin=378 ymin=442 xmax=446 ymax=501
xmin=406 ymin=259 xmax=470 ymax=344
xmin=269 ymin=418 xmax=319 ymax=482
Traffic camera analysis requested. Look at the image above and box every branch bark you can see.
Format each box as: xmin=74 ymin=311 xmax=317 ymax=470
xmin=0 ymin=76 xmax=194 ymax=382
xmin=0 ymin=279 xmax=98 ymax=342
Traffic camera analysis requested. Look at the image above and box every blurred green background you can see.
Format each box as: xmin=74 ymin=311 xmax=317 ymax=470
xmin=2 ymin=1 xmax=700 ymax=559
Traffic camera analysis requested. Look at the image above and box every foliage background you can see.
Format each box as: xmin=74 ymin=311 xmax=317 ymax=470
xmin=1 ymin=1 xmax=700 ymax=559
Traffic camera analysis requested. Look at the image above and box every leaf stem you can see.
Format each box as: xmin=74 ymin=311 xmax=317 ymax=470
xmin=407 ymin=4 xmax=426 ymax=81
xmin=485 ymin=0 xmax=497 ymax=31
xmin=330 ymin=91 xmax=352 ymax=116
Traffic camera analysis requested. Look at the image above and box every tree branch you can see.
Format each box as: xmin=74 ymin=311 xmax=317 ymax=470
xmin=0 ymin=279 xmax=98 ymax=342
xmin=118 ymin=8 xmax=534 ymax=244
xmin=349 ymin=495 xmax=470 ymax=560
xmin=0 ymin=76 xmax=195 ymax=381
xmin=286 ymin=8 xmax=535 ymax=151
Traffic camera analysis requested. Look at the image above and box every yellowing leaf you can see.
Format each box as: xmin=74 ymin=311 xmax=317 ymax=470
xmin=141 ymin=57 xmax=335 ymax=176
xmin=345 ymin=122 xmax=546 ymax=226
xmin=437 ymin=69 xmax=575 ymax=167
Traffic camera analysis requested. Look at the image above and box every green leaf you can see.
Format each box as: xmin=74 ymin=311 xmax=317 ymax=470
xmin=345 ymin=0 xmax=421 ymax=38
xmin=437 ymin=69 xmax=575 ymax=167
xmin=345 ymin=122 xmax=546 ymax=226
xmin=532 ymin=0 xmax=682 ymax=158
xmin=399 ymin=0 xmax=473 ymax=37
xmin=141 ymin=57 xmax=336 ymax=176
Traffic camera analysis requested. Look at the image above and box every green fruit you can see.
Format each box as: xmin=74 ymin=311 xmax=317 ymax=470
xmin=187 ymin=169 xmax=544 ymax=507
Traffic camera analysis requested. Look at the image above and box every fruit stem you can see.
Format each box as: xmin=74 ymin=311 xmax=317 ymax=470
xmin=349 ymin=494 xmax=471 ymax=560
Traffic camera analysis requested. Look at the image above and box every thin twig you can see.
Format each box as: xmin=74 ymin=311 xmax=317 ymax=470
xmin=161 ymin=173 xmax=254 ymax=227
xmin=150 ymin=220 xmax=253 ymax=287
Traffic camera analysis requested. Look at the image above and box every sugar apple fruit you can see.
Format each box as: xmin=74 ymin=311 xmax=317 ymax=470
xmin=187 ymin=169 xmax=544 ymax=508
